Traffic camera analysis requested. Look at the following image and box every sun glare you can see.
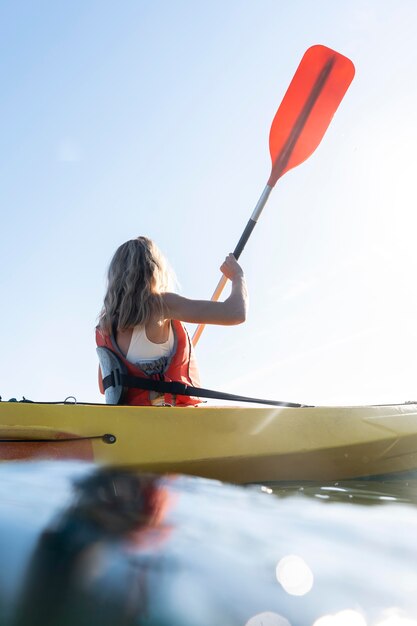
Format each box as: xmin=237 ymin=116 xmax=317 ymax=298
xmin=275 ymin=554 xmax=314 ymax=596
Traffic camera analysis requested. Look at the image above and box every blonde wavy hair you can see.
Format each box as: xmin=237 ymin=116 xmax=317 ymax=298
xmin=99 ymin=237 xmax=175 ymax=334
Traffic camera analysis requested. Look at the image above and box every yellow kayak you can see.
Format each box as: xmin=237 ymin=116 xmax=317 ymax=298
xmin=0 ymin=401 xmax=416 ymax=483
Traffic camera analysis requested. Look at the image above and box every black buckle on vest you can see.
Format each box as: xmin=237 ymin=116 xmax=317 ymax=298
xmin=105 ymin=369 xmax=123 ymax=390
xmin=110 ymin=370 xmax=122 ymax=387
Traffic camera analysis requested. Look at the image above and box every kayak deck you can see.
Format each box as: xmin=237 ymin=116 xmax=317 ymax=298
xmin=0 ymin=402 xmax=416 ymax=483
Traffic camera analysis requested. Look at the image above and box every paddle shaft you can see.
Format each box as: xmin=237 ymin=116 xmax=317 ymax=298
xmin=192 ymin=46 xmax=354 ymax=347
xmin=192 ymin=184 xmax=272 ymax=346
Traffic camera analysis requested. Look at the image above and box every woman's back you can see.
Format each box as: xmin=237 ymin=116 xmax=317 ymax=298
xmin=116 ymin=318 xmax=173 ymax=361
xmin=97 ymin=237 xmax=247 ymax=405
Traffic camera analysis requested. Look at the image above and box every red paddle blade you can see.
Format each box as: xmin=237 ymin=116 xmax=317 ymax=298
xmin=268 ymin=45 xmax=355 ymax=187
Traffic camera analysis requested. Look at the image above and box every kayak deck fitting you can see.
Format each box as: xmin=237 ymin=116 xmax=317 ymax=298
xmin=0 ymin=401 xmax=417 ymax=483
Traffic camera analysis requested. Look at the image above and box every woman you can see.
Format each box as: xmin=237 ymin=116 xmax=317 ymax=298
xmin=96 ymin=236 xmax=248 ymax=406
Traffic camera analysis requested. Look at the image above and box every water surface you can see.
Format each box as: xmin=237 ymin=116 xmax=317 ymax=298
xmin=0 ymin=462 xmax=416 ymax=626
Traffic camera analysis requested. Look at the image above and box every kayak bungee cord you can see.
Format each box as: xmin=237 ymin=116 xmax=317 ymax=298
xmin=0 ymin=434 xmax=116 ymax=444
xmin=2 ymin=397 xmax=414 ymax=408
xmin=0 ymin=392 xmax=310 ymax=408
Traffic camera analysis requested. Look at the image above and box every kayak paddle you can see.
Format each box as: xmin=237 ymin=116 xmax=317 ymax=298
xmin=193 ymin=44 xmax=355 ymax=346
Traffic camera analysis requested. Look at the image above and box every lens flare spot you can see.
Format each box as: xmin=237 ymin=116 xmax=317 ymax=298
xmin=313 ymin=609 xmax=367 ymax=626
xmin=245 ymin=612 xmax=291 ymax=626
xmin=275 ymin=554 xmax=314 ymax=596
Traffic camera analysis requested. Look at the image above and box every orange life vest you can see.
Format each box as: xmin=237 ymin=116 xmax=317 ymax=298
xmin=96 ymin=320 xmax=202 ymax=407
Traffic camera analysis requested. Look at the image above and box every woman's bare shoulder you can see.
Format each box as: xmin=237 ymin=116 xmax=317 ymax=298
xmin=161 ymin=292 xmax=187 ymax=317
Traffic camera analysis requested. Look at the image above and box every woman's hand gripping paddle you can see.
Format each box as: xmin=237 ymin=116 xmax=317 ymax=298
xmin=192 ymin=44 xmax=355 ymax=346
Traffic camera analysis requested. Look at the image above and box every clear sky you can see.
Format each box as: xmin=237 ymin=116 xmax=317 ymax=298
xmin=1 ymin=1 xmax=416 ymax=406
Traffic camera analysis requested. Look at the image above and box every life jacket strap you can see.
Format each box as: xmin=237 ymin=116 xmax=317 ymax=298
xmin=102 ymin=372 xmax=305 ymax=408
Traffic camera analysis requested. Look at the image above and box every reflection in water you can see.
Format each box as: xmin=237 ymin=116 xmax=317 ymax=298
xmin=13 ymin=470 xmax=171 ymax=626
xmin=0 ymin=462 xmax=415 ymax=625
xmin=267 ymin=475 xmax=417 ymax=505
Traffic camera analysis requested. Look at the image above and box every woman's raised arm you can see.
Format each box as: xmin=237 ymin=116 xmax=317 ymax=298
xmin=162 ymin=254 xmax=248 ymax=326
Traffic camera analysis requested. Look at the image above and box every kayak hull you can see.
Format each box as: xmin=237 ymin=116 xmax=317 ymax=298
xmin=0 ymin=402 xmax=417 ymax=483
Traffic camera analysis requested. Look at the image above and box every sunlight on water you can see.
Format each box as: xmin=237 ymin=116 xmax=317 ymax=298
xmin=275 ymin=554 xmax=314 ymax=596
xmin=244 ymin=610 xmax=417 ymax=626
xmin=245 ymin=612 xmax=291 ymax=626
xmin=375 ymin=616 xmax=417 ymax=625
xmin=310 ymin=608 xmax=417 ymax=626
xmin=313 ymin=609 xmax=367 ymax=625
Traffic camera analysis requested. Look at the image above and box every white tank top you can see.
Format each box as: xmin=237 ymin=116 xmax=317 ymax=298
xmin=126 ymin=323 xmax=174 ymax=364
